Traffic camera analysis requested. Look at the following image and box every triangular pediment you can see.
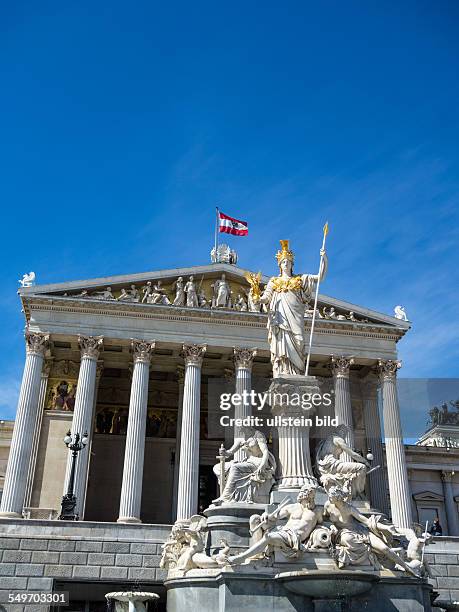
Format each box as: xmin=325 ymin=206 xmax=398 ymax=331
xmin=18 ymin=263 xmax=410 ymax=330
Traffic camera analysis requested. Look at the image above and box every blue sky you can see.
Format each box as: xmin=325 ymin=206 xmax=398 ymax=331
xmin=1 ymin=1 xmax=458 ymax=439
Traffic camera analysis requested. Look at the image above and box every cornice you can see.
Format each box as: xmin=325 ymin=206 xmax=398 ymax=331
xmin=21 ymin=294 xmax=407 ymax=341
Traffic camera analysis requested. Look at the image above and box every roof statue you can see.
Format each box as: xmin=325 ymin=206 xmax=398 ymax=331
xmin=18 ymin=271 xmax=35 ymax=287
xmin=394 ymin=305 xmax=408 ymax=321
xmin=210 ymin=243 xmax=238 ymax=265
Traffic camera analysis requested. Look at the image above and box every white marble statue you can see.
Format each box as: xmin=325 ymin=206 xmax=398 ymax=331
xmin=116 ymin=285 xmax=140 ymax=302
xmin=18 ymin=272 xmax=36 ymax=287
xmin=212 ymin=428 xmax=276 ymax=504
xmin=149 ymin=280 xmax=171 ymax=305
xmin=92 ymin=286 xmax=115 ymax=300
xmin=234 ymin=293 xmax=248 ymax=311
xmin=212 ymin=274 xmax=232 ymax=309
xmin=324 ymin=485 xmax=419 ymax=577
xmin=160 ymin=515 xmax=229 ymax=573
xmin=315 ymin=425 xmax=369 ymax=500
xmin=184 ymin=276 xmax=199 ymax=308
xmin=172 ymin=277 xmax=185 ymax=306
xmin=228 ymin=483 xmax=323 ymax=564
xmin=211 ymin=243 xmax=238 ymax=264
xmin=256 ymin=240 xmax=327 ymax=377
xmin=394 ymin=305 xmax=408 ymax=321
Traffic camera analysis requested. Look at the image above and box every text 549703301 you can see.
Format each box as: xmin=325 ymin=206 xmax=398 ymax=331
xmin=5 ymin=592 xmax=69 ymax=606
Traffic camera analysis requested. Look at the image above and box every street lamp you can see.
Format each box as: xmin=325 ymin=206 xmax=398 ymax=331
xmin=58 ymin=430 xmax=88 ymax=521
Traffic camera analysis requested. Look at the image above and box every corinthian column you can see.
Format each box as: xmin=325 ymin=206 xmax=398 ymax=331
xmin=441 ymin=471 xmax=459 ymax=536
xmin=0 ymin=331 xmax=49 ymax=517
xmin=172 ymin=365 xmax=185 ymax=520
xmin=330 ymin=355 xmax=355 ymax=461
xmin=233 ymin=347 xmax=257 ymax=461
xmin=361 ymin=376 xmax=388 ymax=513
xmin=176 ymin=344 xmax=206 ymax=522
xmin=24 ymin=358 xmax=53 ymax=508
xmin=378 ymin=359 xmax=412 ymax=529
xmin=118 ymin=340 xmax=155 ymax=523
xmin=63 ymin=335 xmax=103 ymax=519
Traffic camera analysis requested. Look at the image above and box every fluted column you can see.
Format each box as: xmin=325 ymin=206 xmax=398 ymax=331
xmin=441 ymin=471 xmax=459 ymax=536
xmin=233 ymin=348 xmax=257 ymax=461
xmin=172 ymin=365 xmax=185 ymax=520
xmin=118 ymin=340 xmax=155 ymax=523
xmin=378 ymin=359 xmax=412 ymax=529
xmin=330 ymin=356 xmax=355 ymax=461
xmin=0 ymin=331 xmax=49 ymax=517
xmin=361 ymin=376 xmax=388 ymax=513
xmin=24 ymin=358 xmax=53 ymax=508
xmin=63 ymin=335 xmax=103 ymax=519
xmin=176 ymin=344 xmax=206 ymax=522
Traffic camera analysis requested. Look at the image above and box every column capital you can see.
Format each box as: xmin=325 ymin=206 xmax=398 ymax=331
xmin=329 ymin=355 xmax=354 ymax=378
xmin=25 ymin=331 xmax=49 ymax=356
xmin=377 ymin=359 xmax=401 ymax=382
xmin=233 ymin=347 xmax=257 ymax=371
xmin=131 ymin=339 xmax=156 ymax=364
xmin=181 ymin=344 xmax=206 ymax=367
xmin=176 ymin=365 xmax=185 ymax=385
xmin=78 ymin=335 xmax=104 ymax=360
xmin=441 ymin=470 xmax=454 ymax=483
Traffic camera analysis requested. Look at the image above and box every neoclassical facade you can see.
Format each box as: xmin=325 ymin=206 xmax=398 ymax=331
xmin=1 ymin=260 xmax=416 ymax=526
xmin=2 ymin=258 xmax=459 ymax=609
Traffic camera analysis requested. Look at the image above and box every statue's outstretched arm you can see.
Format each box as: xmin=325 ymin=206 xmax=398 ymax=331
xmin=310 ymin=250 xmax=328 ymax=283
xmin=335 ymin=437 xmax=370 ymax=466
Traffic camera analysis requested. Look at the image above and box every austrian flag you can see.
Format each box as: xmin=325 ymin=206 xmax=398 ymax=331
xmin=218 ymin=211 xmax=248 ymax=236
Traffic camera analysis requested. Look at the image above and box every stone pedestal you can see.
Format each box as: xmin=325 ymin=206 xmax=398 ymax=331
xmin=204 ymin=503 xmax=267 ymax=554
xmin=268 ymin=375 xmax=320 ymax=493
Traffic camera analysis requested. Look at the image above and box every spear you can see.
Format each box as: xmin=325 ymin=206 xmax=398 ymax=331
xmin=305 ymin=222 xmax=329 ymax=376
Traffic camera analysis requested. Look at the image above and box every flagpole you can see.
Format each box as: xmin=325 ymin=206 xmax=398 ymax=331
xmin=305 ymin=223 xmax=328 ymax=376
xmin=214 ymin=206 xmax=219 ymax=263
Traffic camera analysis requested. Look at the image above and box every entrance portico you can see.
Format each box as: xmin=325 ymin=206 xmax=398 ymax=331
xmin=1 ymin=262 xmax=412 ymax=528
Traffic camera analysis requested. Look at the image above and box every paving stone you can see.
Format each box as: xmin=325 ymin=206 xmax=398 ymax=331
xmin=73 ymin=566 xmax=101 ymax=579
xmin=2 ymin=550 xmax=32 ymax=564
xmin=87 ymin=552 xmax=115 ymax=565
xmin=48 ymin=540 xmax=76 ymax=552
xmin=16 ymin=564 xmax=44 ymax=577
xmin=27 ymin=577 xmax=54 ymax=590
xmin=59 ymin=552 xmax=88 ymax=565
xmin=75 ymin=541 xmax=103 ymax=552
xmin=435 ymin=554 xmax=457 ymax=564
xmin=31 ymin=551 xmax=59 ymax=564
xmin=128 ymin=567 xmax=154 ymax=580
xmin=130 ymin=542 xmax=158 ymax=554
xmin=44 ymin=564 xmax=73 ymax=578
xmin=142 ymin=554 xmax=161 ymax=568
xmin=19 ymin=539 xmax=48 ymax=551
xmin=103 ymin=541 xmax=130 ymax=553
xmin=0 ymin=538 xmax=20 ymax=550
xmin=100 ymin=566 xmax=129 ymax=580
xmin=116 ymin=553 xmax=142 ymax=566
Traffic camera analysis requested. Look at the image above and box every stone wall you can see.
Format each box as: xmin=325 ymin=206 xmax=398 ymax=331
xmin=425 ymin=536 xmax=459 ymax=607
xmin=0 ymin=519 xmax=170 ymax=612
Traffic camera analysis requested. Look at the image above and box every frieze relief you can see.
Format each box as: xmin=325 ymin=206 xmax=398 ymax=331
xmin=54 ymin=274 xmax=377 ymax=324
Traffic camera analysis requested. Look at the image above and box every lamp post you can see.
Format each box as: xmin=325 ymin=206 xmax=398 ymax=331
xmin=58 ymin=430 xmax=88 ymax=520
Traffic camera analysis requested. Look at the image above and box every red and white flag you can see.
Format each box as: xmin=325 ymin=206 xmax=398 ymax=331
xmin=218 ymin=210 xmax=248 ymax=236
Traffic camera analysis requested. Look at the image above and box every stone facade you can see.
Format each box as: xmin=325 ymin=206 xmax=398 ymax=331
xmin=0 ymin=261 xmax=458 ymax=609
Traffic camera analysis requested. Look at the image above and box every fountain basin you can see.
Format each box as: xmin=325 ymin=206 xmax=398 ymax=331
xmin=276 ymin=569 xmax=379 ymax=598
xmin=105 ymin=591 xmax=159 ymax=612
